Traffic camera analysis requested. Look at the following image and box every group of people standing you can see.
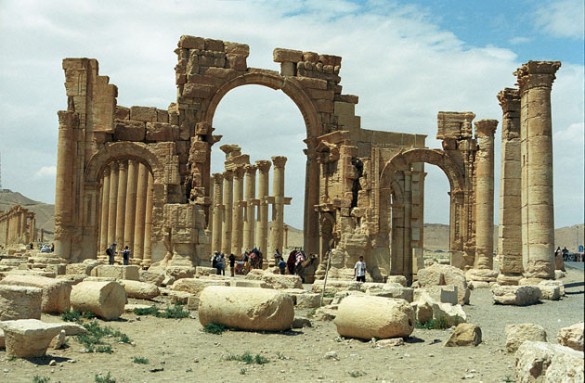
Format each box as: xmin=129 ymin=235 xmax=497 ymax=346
xmin=106 ymin=242 xmax=131 ymax=266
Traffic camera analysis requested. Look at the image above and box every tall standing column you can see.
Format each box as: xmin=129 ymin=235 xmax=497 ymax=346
xmin=107 ymin=162 xmax=119 ymax=247
xmin=515 ymin=61 xmax=561 ymax=280
xmin=211 ymin=173 xmax=224 ymax=253
xmin=243 ymin=164 xmax=257 ymax=252
xmin=221 ymin=171 xmax=234 ymax=255
xmin=497 ymin=88 xmax=523 ymax=285
xmin=231 ymin=166 xmax=245 ymax=256
xmin=304 ymin=142 xmax=321 ymax=255
xmin=124 ymin=160 xmax=138 ymax=252
xmin=270 ymin=156 xmax=287 ymax=256
xmin=99 ymin=165 xmax=111 ymax=253
xmin=115 ymin=160 xmax=128 ymax=246
xmin=133 ymin=163 xmax=149 ymax=261
xmin=142 ymin=172 xmax=154 ymax=267
xmin=467 ymin=119 xmax=499 ymax=282
xmin=255 ymin=160 xmax=271 ymax=256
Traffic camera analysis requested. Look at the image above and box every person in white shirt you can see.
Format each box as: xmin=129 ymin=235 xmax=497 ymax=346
xmin=354 ymin=255 xmax=366 ymax=282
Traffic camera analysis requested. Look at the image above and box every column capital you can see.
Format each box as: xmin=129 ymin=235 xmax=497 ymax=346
xmin=497 ymin=87 xmax=520 ymax=113
xmin=514 ymin=61 xmax=561 ymax=92
xmin=233 ymin=165 xmax=246 ymax=179
xmin=223 ymin=170 xmax=234 ymax=181
xmin=474 ymin=119 xmax=498 ymax=138
xmin=271 ymin=156 xmax=288 ymax=169
xmin=212 ymin=173 xmax=224 ymax=184
xmin=244 ymin=164 xmax=257 ymax=176
xmin=255 ymin=160 xmax=271 ymax=173
xmin=117 ymin=160 xmax=127 ymax=171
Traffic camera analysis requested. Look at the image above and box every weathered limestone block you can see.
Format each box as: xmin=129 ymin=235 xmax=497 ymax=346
xmin=119 ymin=280 xmax=160 ymax=300
xmin=413 ymin=292 xmax=467 ymax=327
xmin=130 ymin=106 xmax=158 ymax=122
xmin=313 ymin=304 xmax=339 ymax=321
xmin=386 ymin=275 xmax=407 ymax=286
xmin=334 ymin=296 xmax=414 ymax=340
xmin=146 ymin=122 xmax=179 ymax=141
xmin=195 ymin=266 xmax=216 ymax=277
xmin=293 ymin=293 xmax=322 ymax=309
xmin=492 ymin=285 xmax=541 ymax=306
xmin=261 ymin=274 xmax=302 ymax=289
xmin=0 ymin=285 xmax=43 ymax=320
xmin=505 ymin=323 xmax=547 ymax=353
xmin=166 ymin=266 xmax=196 ymax=280
xmin=445 ymin=323 xmax=482 ymax=347
xmin=440 ymin=286 xmax=459 ymax=305
xmin=416 ymin=264 xmax=470 ymax=304
xmin=538 ymin=284 xmax=561 ymax=301
xmin=91 ymin=265 xmax=140 ymax=280
xmin=168 ymin=290 xmax=193 ymax=305
xmin=515 ymin=341 xmax=584 ymax=383
xmin=243 ymin=269 xmax=264 ymax=280
xmin=231 ymin=280 xmax=271 ymax=289
xmin=171 ymin=278 xmax=230 ymax=297
xmin=198 ymin=286 xmax=294 ymax=331
xmin=557 ymin=323 xmax=584 ymax=352
xmin=70 ymin=281 xmax=127 ymax=320
xmin=332 ymin=290 xmax=365 ymax=305
xmin=311 ymin=279 xmax=363 ymax=294
xmin=539 ymin=279 xmax=565 ymax=297
xmin=0 ymin=319 xmax=64 ymax=358
xmin=365 ymin=283 xmax=414 ymax=303
xmin=139 ymin=268 xmax=165 ymax=286
xmin=0 ymin=275 xmax=71 ymax=314
xmin=114 ymin=120 xmax=146 ymax=141
xmin=66 ymin=260 xmax=101 ymax=275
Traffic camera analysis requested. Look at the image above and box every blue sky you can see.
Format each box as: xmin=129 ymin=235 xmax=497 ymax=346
xmin=0 ymin=0 xmax=583 ymax=230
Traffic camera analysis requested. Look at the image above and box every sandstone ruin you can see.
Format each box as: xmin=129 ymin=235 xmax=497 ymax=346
xmin=0 ymin=35 xmax=561 ymax=286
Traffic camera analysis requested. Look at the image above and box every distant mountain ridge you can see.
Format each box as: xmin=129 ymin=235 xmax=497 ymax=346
xmin=1 ymin=190 xmax=582 ymax=252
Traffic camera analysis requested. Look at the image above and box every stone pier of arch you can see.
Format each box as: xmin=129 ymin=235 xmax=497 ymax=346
xmin=51 ymin=35 xmax=562 ymax=287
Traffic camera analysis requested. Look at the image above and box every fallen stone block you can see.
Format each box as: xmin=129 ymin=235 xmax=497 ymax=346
xmin=386 ymin=275 xmax=407 ymax=286
xmin=119 ymin=279 xmax=160 ymax=300
xmin=171 ymin=278 xmax=230 ymax=297
xmin=0 ymin=274 xmax=71 ymax=314
xmin=505 ymin=323 xmax=547 ymax=353
xmin=198 ymin=286 xmax=294 ymax=331
xmin=312 ymin=304 xmax=338 ymax=321
xmin=334 ymin=295 xmax=414 ymax=340
xmin=492 ymin=285 xmax=541 ymax=306
xmin=539 ymin=279 xmax=565 ymax=297
xmin=261 ymin=273 xmax=302 ymax=289
xmin=292 ymin=317 xmax=312 ymax=328
xmin=295 ymin=293 xmax=322 ymax=308
xmin=557 ymin=322 xmax=584 ymax=352
xmin=0 ymin=319 xmax=65 ymax=358
xmin=311 ymin=279 xmax=363 ymax=294
xmin=231 ymin=280 xmax=271 ymax=289
xmin=445 ymin=323 xmax=482 ymax=347
xmin=139 ymin=268 xmax=165 ymax=286
xmin=0 ymin=285 xmax=43 ymax=320
xmin=70 ymin=280 xmax=127 ymax=320
xmin=366 ymin=283 xmax=414 ymax=303
xmin=440 ymin=286 xmax=459 ymax=305
xmin=515 ymin=341 xmax=584 ymax=383
xmin=195 ymin=266 xmax=216 ymax=277
xmin=90 ymin=265 xmax=140 ymax=280
xmin=166 ymin=266 xmax=195 ymax=280
xmin=66 ymin=260 xmax=101 ymax=276
xmin=417 ymin=263 xmax=469 ymax=304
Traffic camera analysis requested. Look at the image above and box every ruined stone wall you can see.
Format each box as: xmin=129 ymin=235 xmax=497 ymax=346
xmin=0 ymin=205 xmax=36 ymax=248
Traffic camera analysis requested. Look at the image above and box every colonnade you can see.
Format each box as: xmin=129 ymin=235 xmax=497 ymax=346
xmin=209 ymin=154 xmax=289 ymax=260
xmin=0 ymin=205 xmax=36 ymax=247
xmin=98 ymin=159 xmax=154 ymax=265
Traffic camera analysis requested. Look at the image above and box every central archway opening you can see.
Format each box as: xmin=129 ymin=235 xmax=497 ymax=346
xmin=211 ymin=85 xmax=306 ymax=257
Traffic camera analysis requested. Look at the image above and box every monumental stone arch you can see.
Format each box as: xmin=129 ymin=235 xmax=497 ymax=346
xmin=53 ymin=34 xmax=561 ymax=286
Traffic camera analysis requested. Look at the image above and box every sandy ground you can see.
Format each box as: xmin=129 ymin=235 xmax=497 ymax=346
xmin=0 ymin=267 xmax=583 ymax=383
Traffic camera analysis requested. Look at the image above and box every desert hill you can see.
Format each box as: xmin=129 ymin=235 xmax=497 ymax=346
xmin=1 ymin=190 xmax=582 ymax=252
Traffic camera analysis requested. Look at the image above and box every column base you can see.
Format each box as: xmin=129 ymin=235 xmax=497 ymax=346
xmin=465 ymin=268 xmax=499 ymax=282
xmin=519 ymin=277 xmax=548 ymax=285
xmin=496 ymin=273 xmax=523 ymax=286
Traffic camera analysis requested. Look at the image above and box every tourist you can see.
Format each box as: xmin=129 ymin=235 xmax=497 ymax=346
xmin=122 ymin=245 xmax=131 ymax=265
xmin=107 ymin=242 xmax=117 ymax=265
xmin=274 ymin=248 xmax=282 ymax=265
xmin=354 ymin=255 xmax=366 ymax=282
xmin=278 ymin=257 xmax=287 ymax=275
xmin=217 ymin=253 xmax=225 ymax=276
xmin=229 ymin=253 xmax=236 ymax=277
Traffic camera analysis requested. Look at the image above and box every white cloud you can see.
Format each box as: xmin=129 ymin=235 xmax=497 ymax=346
xmin=534 ymin=0 xmax=585 ymax=39
xmin=34 ymin=166 xmax=57 ymax=178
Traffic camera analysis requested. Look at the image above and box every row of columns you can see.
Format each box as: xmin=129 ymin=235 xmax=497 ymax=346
xmin=0 ymin=206 xmax=36 ymax=247
xmin=497 ymin=61 xmax=561 ymax=283
xmin=98 ymin=159 xmax=154 ymax=265
xmin=209 ymin=156 xmax=289 ymax=259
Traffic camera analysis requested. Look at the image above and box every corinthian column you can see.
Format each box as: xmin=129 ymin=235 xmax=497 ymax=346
xmin=231 ymin=166 xmax=245 ymax=255
xmin=211 ymin=173 xmax=223 ymax=253
xmin=255 ymin=160 xmax=271 ymax=256
xmin=99 ymin=165 xmax=111 ymax=253
xmin=497 ymin=88 xmax=523 ymax=285
xmin=515 ymin=61 xmax=561 ymax=280
xmin=115 ymin=160 xmax=128 ymax=246
xmin=270 ymin=156 xmax=287 ymax=256
xmin=467 ymin=119 xmax=499 ymax=282
xmin=124 ymin=160 xmax=138 ymax=252
xmin=243 ymin=164 xmax=257 ymax=252
xmin=221 ymin=170 xmax=233 ymax=255
xmin=107 ymin=162 xmax=119 ymax=247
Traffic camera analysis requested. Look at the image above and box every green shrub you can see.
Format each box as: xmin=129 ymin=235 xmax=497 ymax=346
xmin=61 ymin=309 xmax=82 ymax=322
xmin=132 ymin=356 xmax=150 ymax=364
xmin=415 ymin=317 xmax=449 ymax=330
xmin=76 ymin=321 xmax=131 ymax=352
xmin=159 ymin=303 xmax=189 ymax=319
xmin=32 ymin=376 xmax=50 ymax=383
xmin=203 ymin=323 xmax=226 ymax=335
xmin=94 ymin=372 xmax=116 ymax=383
xmin=225 ymin=351 xmax=269 ymax=365
xmin=133 ymin=306 xmax=159 ymax=316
